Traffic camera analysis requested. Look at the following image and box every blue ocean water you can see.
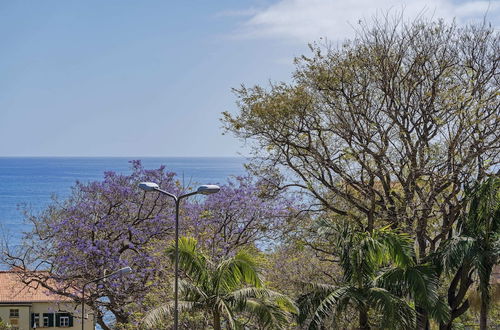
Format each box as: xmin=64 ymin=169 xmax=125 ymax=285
xmin=0 ymin=157 xmax=246 ymax=244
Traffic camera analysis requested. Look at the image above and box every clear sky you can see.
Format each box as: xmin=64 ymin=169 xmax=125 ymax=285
xmin=1 ymin=0 xmax=498 ymax=157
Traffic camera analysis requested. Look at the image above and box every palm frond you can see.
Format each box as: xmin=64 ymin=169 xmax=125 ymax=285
xmin=367 ymin=287 xmax=415 ymax=329
xmin=215 ymin=250 xmax=262 ymax=293
xmin=297 ymin=285 xmax=363 ymax=330
xmin=216 ymin=298 xmax=236 ymax=330
xmin=428 ymin=295 xmax=451 ymax=324
xmin=427 ymin=236 xmax=475 ymax=274
xmin=461 ymin=176 xmax=500 ymax=237
xmin=166 ymin=237 xmax=209 ymax=284
xmin=343 ymin=227 xmax=416 ymax=285
xmin=228 ymin=287 xmax=298 ymax=315
xmin=472 ymin=250 xmax=494 ymax=307
xmin=373 ymin=227 xmax=415 ymax=267
xmin=350 ymin=235 xmax=381 ymax=283
xmin=142 ymin=301 xmax=195 ymax=328
xmin=241 ymin=298 xmax=292 ymax=329
xmin=178 ymin=279 xmax=209 ymax=302
xmin=375 ymin=264 xmax=439 ymax=308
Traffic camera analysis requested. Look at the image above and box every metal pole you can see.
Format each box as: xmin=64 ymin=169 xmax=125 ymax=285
xmin=143 ymin=187 xmax=198 ymax=330
xmin=138 ymin=183 xmax=219 ymax=329
xmin=81 ymin=283 xmax=86 ymax=330
xmin=174 ymin=198 xmax=180 ymax=330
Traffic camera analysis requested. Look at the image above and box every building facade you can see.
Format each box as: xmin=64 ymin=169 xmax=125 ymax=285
xmin=0 ymin=271 xmax=95 ymax=330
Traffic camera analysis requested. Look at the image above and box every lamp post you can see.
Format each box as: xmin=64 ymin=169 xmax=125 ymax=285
xmin=81 ymin=266 xmax=132 ymax=330
xmin=138 ymin=182 xmax=220 ymax=330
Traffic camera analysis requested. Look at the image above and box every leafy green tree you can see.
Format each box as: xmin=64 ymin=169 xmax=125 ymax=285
xmin=223 ymin=16 xmax=499 ymax=326
xmin=430 ymin=176 xmax=500 ymax=329
xmin=143 ymin=237 xmax=297 ymax=329
xmin=298 ymin=223 xmax=447 ymax=329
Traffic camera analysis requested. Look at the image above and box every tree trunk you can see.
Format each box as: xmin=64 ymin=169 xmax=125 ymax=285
xmin=480 ymin=295 xmax=488 ymax=330
xmin=479 ymin=264 xmax=493 ymax=330
xmin=439 ymin=300 xmax=470 ymax=330
xmin=96 ymin=316 xmax=111 ymax=330
xmin=439 ymin=266 xmax=473 ymax=329
xmin=358 ymin=309 xmax=370 ymax=330
xmin=213 ymin=310 xmax=222 ymax=330
xmin=439 ymin=323 xmax=452 ymax=330
xmin=112 ymin=311 xmax=129 ymax=329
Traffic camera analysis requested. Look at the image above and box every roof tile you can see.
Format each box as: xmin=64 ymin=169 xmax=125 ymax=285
xmin=0 ymin=271 xmax=72 ymax=303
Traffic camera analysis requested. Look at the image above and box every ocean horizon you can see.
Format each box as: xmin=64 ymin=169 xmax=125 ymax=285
xmin=0 ymin=157 xmax=247 ymax=244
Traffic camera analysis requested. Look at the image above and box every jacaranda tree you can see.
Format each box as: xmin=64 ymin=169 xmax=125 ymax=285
xmin=3 ymin=161 xmax=296 ymax=329
xmin=186 ymin=175 xmax=298 ymax=260
xmin=3 ymin=161 xmax=179 ymax=329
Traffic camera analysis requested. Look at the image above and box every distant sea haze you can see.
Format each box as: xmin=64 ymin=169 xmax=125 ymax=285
xmin=0 ymin=157 xmax=246 ymax=244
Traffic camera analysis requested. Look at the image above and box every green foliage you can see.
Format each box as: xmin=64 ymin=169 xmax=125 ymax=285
xmin=223 ymin=15 xmax=499 ymax=327
xmin=298 ymin=223 xmax=447 ymax=329
xmin=143 ymin=237 xmax=297 ymax=329
xmin=0 ymin=319 xmax=12 ymax=330
xmin=427 ymin=177 xmax=500 ymax=326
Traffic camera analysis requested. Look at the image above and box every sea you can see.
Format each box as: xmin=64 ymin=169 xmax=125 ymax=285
xmin=0 ymin=157 xmax=247 ymax=246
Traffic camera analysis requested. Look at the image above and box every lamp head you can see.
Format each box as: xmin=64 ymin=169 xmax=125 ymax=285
xmin=138 ymin=182 xmax=159 ymax=192
xmin=117 ymin=266 xmax=132 ymax=274
xmin=197 ymin=184 xmax=220 ymax=195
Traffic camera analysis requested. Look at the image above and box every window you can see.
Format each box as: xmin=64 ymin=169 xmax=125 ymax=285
xmin=43 ymin=315 xmax=50 ymax=327
xmin=9 ymin=309 xmax=19 ymax=318
xmin=32 ymin=313 xmax=40 ymax=328
xmin=60 ymin=316 xmax=69 ymax=327
xmin=55 ymin=313 xmax=73 ymax=327
xmin=42 ymin=313 xmax=55 ymax=327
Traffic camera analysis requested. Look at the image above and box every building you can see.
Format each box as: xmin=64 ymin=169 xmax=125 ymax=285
xmin=0 ymin=271 xmax=95 ymax=330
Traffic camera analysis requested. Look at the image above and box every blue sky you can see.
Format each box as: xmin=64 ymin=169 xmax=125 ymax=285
xmin=1 ymin=0 xmax=498 ymax=157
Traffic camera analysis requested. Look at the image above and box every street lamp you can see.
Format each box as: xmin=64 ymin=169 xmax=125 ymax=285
xmin=81 ymin=266 xmax=132 ymax=330
xmin=138 ymin=182 xmax=220 ymax=330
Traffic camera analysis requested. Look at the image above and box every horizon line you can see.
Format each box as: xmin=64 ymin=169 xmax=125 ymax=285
xmin=0 ymin=155 xmax=249 ymax=159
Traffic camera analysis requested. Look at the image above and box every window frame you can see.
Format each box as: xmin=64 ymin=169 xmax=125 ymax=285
xmin=9 ymin=308 xmax=19 ymax=318
xmin=33 ymin=313 xmax=40 ymax=327
xmin=59 ymin=316 xmax=70 ymax=327
xmin=43 ymin=315 xmax=50 ymax=327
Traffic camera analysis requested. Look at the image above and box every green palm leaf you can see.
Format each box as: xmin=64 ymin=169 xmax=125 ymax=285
xmin=215 ymin=250 xmax=262 ymax=293
xmin=367 ymin=287 xmax=415 ymax=329
xmin=241 ymin=298 xmax=291 ymax=329
xmin=215 ymin=298 xmax=236 ymax=329
xmin=375 ymin=264 xmax=439 ymax=307
xmin=142 ymin=301 xmax=196 ymax=328
xmin=300 ymin=224 xmax=429 ymax=329
xmin=166 ymin=236 xmax=209 ymax=284
xmin=146 ymin=237 xmax=296 ymax=329
xmin=298 ymin=284 xmax=364 ymax=329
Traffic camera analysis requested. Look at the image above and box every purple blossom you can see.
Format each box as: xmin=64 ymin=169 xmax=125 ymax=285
xmin=9 ymin=161 xmax=299 ymax=328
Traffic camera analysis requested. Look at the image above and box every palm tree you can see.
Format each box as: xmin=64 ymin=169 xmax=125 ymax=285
xmin=297 ymin=222 xmax=447 ymax=329
xmin=464 ymin=177 xmax=500 ymax=330
xmin=431 ymin=176 xmax=499 ymax=330
xmin=143 ymin=237 xmax=297 ymax=329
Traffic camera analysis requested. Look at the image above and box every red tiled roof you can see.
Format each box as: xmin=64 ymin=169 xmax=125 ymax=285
xmin=0 ymin=271 xmax=72 ymax=303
